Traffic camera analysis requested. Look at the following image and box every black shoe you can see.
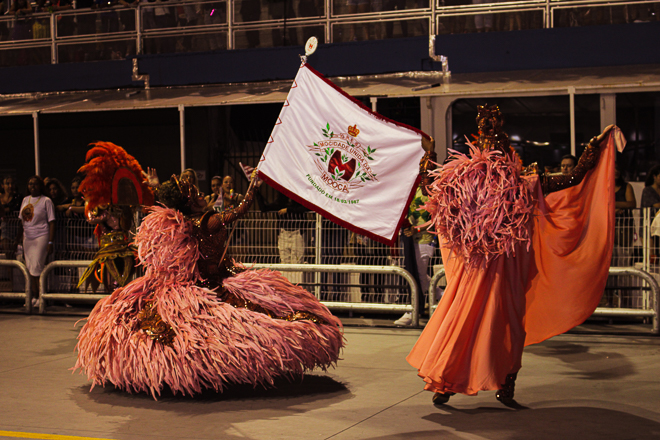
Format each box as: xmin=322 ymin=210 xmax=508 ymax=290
xmin=496 ymin=373 xmax=517 ymax=405
xmin=432 ymin=392 xmax=455 ymax=406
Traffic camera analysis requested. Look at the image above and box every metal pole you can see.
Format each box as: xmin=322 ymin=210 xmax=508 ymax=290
xmin=33 ymin=111 xmax=40 ymax=176
xmin=600 ymin=93 xmax=616 ymax=131
xmin=430 ymin=0 xmax=436 ymax=36
xmin=644 ymin=207 xmax=650 ymax=272
xmin=569 ymin=86 xmax=576 ymax=156
xmin=136 ymin=3 xmax=142 ymax=55
xmin=50 ymin=13 xmax=57 ymax=64
xmin=227 ymin=0 xmax=233 ymax=50
xmin=179 ymin=104 xmax=185 ymax=173
xmin=370 ymin=97 xmax=377 ymax=113
xmin=326 ymin=0 xmax=331 ymax=44
xmin=315 ymin=213 xmax=322 ymax=299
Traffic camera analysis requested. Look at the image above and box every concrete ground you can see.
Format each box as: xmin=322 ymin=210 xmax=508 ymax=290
xmin=1 ymin=310 xmax=659 ymax=440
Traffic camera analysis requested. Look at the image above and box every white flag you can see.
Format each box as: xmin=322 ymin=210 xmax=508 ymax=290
xmin=258 ymin=64 xmax=427 ymax=246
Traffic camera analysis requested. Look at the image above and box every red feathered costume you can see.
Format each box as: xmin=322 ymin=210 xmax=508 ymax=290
xmin=77 ymin=142 xmax=154 ymax=291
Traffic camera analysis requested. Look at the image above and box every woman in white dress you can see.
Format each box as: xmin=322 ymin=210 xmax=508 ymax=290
xmin=16 ymin=176 xmax=55 ymax=308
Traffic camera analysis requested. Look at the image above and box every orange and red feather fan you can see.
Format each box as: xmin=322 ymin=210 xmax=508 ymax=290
xmin=78 ymin=141 xmax=155 ymax=219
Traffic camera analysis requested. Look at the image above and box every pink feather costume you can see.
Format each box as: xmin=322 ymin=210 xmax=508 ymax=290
xmin=408 ymin=108 xmax=619 ymax=397
xmin=74 ymin=184 xmax=344 ymax=399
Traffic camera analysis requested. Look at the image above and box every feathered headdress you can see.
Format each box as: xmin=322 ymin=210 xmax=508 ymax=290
xmin=78 ymin=141 xmax=155 ymax=219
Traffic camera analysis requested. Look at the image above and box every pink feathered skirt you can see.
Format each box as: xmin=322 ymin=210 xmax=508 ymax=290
xmin=74 ymin=268 xmax=344 ymax=398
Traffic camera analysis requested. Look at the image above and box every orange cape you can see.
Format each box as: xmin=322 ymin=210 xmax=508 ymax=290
xmin=407 ymin=131 xmax=616 ymax=395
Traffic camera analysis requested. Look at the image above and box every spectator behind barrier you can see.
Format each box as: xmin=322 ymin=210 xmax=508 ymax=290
xmin=612 ymin=162 xmax=637 ymax=267
xmin=145 ymin=167 xmax=203 ymax=198
xmin=1 ymin=176 xmax=22 ymax=259
xmin=206 ymin=175 xmax=243 ymax=213
xmin=45 ymin=177 xmax=70 ymax=210
xmin=395 ymin=183 xmax=436 ymax=326
xmin=256 ymin=182 xmax=309 ymax=285
xmin=9 ymin=0 xmax=33 ymax=41
xmin=560 ymin=154 xmax=577 ymax=175
xmin=60 ymin=176 xmax=86 ymax=217
xmin=642 ymin=165 xmax=660 ymax=208
xmin=16 ymin=176 xmax=56 ymax=308
xmin=615 ymin=162 xmax=637 ymax=212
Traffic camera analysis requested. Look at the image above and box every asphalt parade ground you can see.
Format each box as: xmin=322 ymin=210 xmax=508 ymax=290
xmin=1 ymin=311 xmax=659 ymax=440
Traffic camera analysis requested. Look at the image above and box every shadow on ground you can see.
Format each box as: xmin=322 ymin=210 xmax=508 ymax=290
xmin=526 ymin=340 xmax=637 ymax=380
xmin=75 ymin=373 xmax=350 ymax=413
xmin=355 ymin=406 xmax=660 ymax=440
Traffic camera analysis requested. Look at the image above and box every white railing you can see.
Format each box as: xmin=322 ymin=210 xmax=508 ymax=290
xmin=1 ymin=0 xmax=657 ymax=65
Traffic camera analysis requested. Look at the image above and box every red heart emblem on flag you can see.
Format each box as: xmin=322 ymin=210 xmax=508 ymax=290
xmin=328 ymin=150 xmax=356 ymax=181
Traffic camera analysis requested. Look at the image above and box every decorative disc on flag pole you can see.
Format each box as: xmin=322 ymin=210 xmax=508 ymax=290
xmin=305 ymin=36 xmax=318 ymax=57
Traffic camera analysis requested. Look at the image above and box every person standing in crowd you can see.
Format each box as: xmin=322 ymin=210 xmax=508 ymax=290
xmin=641 ymin=164 xmax=660 ymax=208
xmin=607 ymin=161 xmax=637 ymax=304
xmin=9 ymin=0 xmax=33 ymax=41
xmin=16 ymin=176 xmax=55 ymax=308
xmin=60 ymin=176 xmax=86 ymax=217
xmin=49 ymin=0 xmax=75 ymax=42
xmin=614 ymin=162 xmax=637 ymax=218
xmin=560 ymin=154 xmax=577 ymax=175
xmin=255 ymin=183 xmax=309 ymax=284
xmin=1 ymin=176 xmax=21 ymax=217
xmin=1 ymin=176 xmax=22 ymax=259
xmin=614 ymin=161 xmax=637 ymax=241
xmin=641 ymin=165 xmax=660 ymax=264
xmin=146 ymin=167 xmax=203 ymax=197
xmin=205 ymin=175 xmax=223 ymax=211
xmin=179 ymin=168 xmax=199 ymax=187
xmin=206 ymin=175 xmax=243 ymax=213
xmin=346 ymin=0 xmax=369 ymax=41
xmin=395 ymin=183 xmax=435 ymax=326
xmin=45 ymin=177 xmax=70 ymax=211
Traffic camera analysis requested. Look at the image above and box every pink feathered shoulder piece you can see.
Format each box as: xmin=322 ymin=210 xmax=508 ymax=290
xmin=424 ymin=143 xmax=534 ymax=268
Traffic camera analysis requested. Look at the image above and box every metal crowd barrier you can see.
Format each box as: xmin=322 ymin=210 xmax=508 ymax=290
xmin=251 ymin=263 xmax=421 ymax=326
xmin=36 ymin=261 xmax=421 ymax=324
xmin=3 ymin=208 xmax=658 ymax=331
xmin=0 ymin=259 xmax=31 ymax=312
xmin=38 ymin=260 xmax=105 ymax=314
xmin=429 ymin=265 xmax=660 ymax=334
xmin=16 ymin=259 xmax=660 ymax=333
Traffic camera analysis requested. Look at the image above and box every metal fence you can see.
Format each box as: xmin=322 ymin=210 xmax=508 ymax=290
xmin=1 ymin=207 xmax=659 ymax=332
xmin=1 ymin=0 xmax=658 ymax=66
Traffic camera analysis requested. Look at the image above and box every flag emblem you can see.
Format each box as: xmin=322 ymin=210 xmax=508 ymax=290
xmin=310 ymin=122 xmax=377 ymax=194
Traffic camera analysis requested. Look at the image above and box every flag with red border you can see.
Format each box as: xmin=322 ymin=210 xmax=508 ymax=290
xmin=258 ymin=63 xmax=428 ymax=246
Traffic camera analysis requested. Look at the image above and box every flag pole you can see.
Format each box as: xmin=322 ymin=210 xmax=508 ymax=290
xmin=219 ymin=172 xmax=258 ymax=265
xmin=224 ymin=36 xmax=321 ymax=264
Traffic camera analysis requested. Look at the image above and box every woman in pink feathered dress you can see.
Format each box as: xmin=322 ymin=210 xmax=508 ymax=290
xmin=407 ymin=105 xmax=622 ymax=405
xmin=75 ymin=176 xmax=344 ymax=398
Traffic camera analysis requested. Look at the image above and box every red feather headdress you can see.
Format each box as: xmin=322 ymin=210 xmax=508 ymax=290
xmin=78 ymin=141 xmax=155 ymax=219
